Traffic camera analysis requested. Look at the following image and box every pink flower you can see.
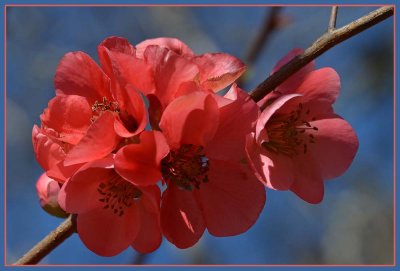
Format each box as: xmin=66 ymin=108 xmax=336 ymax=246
xmin=245 ymin=49 xmax=359 ymax=204
xmin=115 ymin=86 xmax=265 ymax=249
xmin=36 ymin=173 xmax=67 ymax=218
xmin=32 ymin=109 xmax=119 ymax=182
xmin=103 ymin=37 xmax=246 ymax=128
xmin=58 ymin=152 xmax=163 ymax=256
xmin=136 ymin=37 xmax=246 ymax=94
xmin=32 ymin=125 xmax=82 ymax=182
xmin=33 ymin=37 xmax=151 ymax=180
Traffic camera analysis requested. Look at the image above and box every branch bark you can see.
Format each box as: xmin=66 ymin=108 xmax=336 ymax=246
xmin=14 ymin=215 xmax=76 ymax=265
xmin=249 ymin=6 xmax=394 ymax=102
xmin=328 ymin=6 xmax=339 ymax=32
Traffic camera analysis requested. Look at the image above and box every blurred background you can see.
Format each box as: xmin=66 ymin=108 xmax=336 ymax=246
xmin=5 ymin=6 xmax=394 ymax=264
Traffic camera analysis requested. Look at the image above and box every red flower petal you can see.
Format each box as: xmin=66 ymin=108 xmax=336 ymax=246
xmin=115 ymin=131 xmax=169 ymax=186
xmin=205 ymin=85 xmax=259 ymax=160
xmin=290 ymin=153 xmax=324 ymax=204
xmin=40 ymin=95 xmax=92 ymax=145
xmin=64 ymin=111 xmax=120 ymax=166
xmin=100 ymin=36 xmax=135 ymax=56
xmin=159 ymin=92 xmax=219 ymax=149
xmin=36 ymin=173 xmax=60 ymax=208
xmin=58 ymin=157 xmax=114 ymax=214
xmin=32 ymin=125 xmax=65 ymax=173
xmin=161 ymin=184 xmax=205 ymax=249
xmin=143 ymin=46 xmax=199 ymax=108
xmin=131 ymin=186 xmax=162 ymax=253
xmin=32 ymin=126 xmax=80 ymax=182
xmin=77 ymin=203 xmax=140 ymax=257
xmin=46 ymin=160 xmax=83 ymax=183
xmin=97 ymin=37 xmax=130 ymax=92
xmin=195 ymin=159 xmax=265 ymax=236
xmin=309 ymin=115 xmax=359 ymax=180
xmin=54 ymin=51 xmax=111 ymax=104
xmin=113 ymin=85 xmax=148 ymax=138
xmin=245 ymin=134 xmax=295 ymax=190
xmin=294 ymin=68 xmax=340 ymax=108
xmin=192 ymin=53 xmax=246 ymax=92
xmin=98 ymin=45 xmax=154 ymax=98
xmin=136 ymin=37 xmax=194 ymax=58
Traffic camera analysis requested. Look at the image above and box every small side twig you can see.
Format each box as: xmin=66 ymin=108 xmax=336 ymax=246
xmin=328 ymin=6 xmax=339 ymax=32
xmin=249 ymin=6 xmax=394 ymax=102
xmin=14 ymin=215 xmax=76 ymax=265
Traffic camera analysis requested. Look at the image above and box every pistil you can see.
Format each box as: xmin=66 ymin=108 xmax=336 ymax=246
xmin=97 ymin=175 xmax=142 ymax=217
xmin=161 ymin=144 xmax=209 ymax=191
xmin=263 ymin=103 xmax=319 ymax=157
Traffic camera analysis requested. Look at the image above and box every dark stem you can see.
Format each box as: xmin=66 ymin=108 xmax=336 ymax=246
xmin=250 ymin=6 xmax=394 ymax=102
xmin=14 ymin=215 xmax=76 ymax=265
xmin=328 ymin=6 xmax=339 ymax=32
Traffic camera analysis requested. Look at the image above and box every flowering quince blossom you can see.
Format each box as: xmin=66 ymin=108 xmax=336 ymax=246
xmin=58 ymin=150 xmax=165 ymax=256
xmin=33 ymin=35 xmax=266 ymax=255
xmin=115 ymin=86 xmax=266 ymax=249
xmin=102 ymin=37 xmax=246 ymax=128
xmin=36 ymin=173 xmax=67 ymax=218
xmin=32 ymin=37 xmax=149 ymax=182
xmin=245 ymin=49 xmax=359 ymax=204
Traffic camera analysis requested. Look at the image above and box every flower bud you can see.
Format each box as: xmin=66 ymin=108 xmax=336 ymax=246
xmin=36 ymin=173 xmax=68 ymax=218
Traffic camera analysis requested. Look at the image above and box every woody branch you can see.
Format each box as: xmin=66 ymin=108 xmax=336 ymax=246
xmin=249 ymin=6 xmax=394 ymax=102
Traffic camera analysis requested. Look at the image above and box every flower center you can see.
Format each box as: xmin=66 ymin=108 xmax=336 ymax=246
xmin=91 ymin=97 xmax=138 ymax=132
xmin=97 ymin=175 xmax=142 ymax=216
xmin=91 ymin=97 xmax=120 ymax=122
xmin=263 ymin=103 xmax=318 ymax=157
xmin=161 ymin=144 xmax=210 ymax=191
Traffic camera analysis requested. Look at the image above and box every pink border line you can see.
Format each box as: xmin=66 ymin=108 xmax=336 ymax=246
xmin=3 ymin=4 xmax=7 ymax=268
xmin=3 ymin=4 xmax=394 ymax=7
xmin=393 ymin=4 xmax=397 ymax=267
xmin=3 ymin=3 xmax=396 ymax=267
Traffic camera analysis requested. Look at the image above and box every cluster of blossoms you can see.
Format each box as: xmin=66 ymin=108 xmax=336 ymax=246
xmin=33 ymin=37 xmax=358 ymax=256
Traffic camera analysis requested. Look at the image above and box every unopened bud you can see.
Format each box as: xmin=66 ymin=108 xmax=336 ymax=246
xmin=36 ymin=173 xmax=68 ymax=218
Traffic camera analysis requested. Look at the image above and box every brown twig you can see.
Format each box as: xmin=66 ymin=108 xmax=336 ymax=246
xmin=249 ymin=6 xmax=394 ymax=102
xmin=328 ymin=6 xmax=339 ymax=32
xmin=14 ymin=215 xmax=76 ymax=265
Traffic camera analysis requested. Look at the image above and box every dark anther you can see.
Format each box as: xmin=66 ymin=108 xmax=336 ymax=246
xmin=161 ymin=144 xmax=210 ymax=191
xmin=97 ymin=177 xmax=142 ymax=217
